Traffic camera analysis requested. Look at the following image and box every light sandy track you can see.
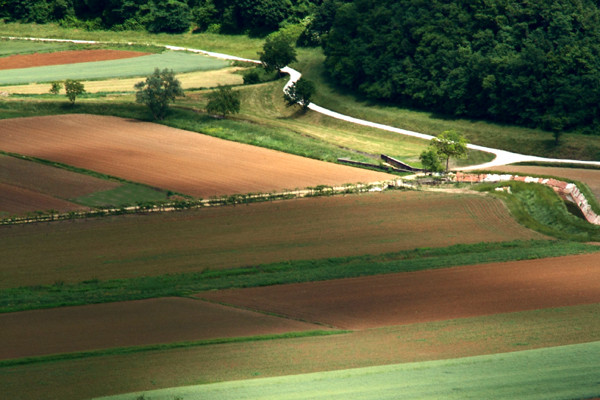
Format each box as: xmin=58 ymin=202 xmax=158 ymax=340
xmin=5 ymin=36 xmax=600 ymax=170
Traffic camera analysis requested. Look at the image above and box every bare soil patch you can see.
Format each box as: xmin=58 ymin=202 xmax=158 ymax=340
xmin=0 ymin=155 xmax=120 ymax=198
xmin=200 ymin=253 xmax=600 ymax=329
xmin=0 ymin=49 xmax=150 ymax=70
xmin=489 ymin=165 xmax=600 ymax=199
xmin=0 ymin=191 xmax=544 ymax=288
xmin=0 ymin=114 xmax=395 ymax=197
xmin=0 ymin=182 xmax=85 ymax=214
xmin=0 ymin=297 xmax=325 ymax=360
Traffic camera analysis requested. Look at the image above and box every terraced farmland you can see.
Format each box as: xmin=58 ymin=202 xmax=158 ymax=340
xmin=1 ymin=34 xmax=599 ymax=400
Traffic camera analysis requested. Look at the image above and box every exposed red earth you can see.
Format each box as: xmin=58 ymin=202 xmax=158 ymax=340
xmin=0 ymin=114 xmax=395 ymax=197
xmin=489 ymin=165 xmax=600 ymax=199
xmin=0 ymin=297 xmax=327 ymax=360
xmin=200 ymin=253 xmax=600 ymax=330
xmin=0 ymin=49 xmax=150 ymax=70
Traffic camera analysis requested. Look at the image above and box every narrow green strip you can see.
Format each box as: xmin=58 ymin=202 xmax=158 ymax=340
xmin=0 ymin=330 xmax=348 ymax=368
xmin=1 ymin=240 xmax=598 ymax=313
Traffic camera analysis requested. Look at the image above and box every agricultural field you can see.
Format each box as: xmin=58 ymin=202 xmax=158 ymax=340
xmin=0 ymin=49 xmax=151 ymax=70
xmin=0 ymin=50 xmax=230 ymax=85
xmin=0 ymin=68 xmax=245 ymax=94
xmin=1 ymin=27 xmax=599 ymax=400
xmin=0 ymin=190 xmax=545 ymax=289
xmin=0 ymin=114 xmax=394 ymax=198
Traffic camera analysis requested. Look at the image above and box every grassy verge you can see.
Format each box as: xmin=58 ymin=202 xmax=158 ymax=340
xmin=96 ymin=341 xmax=600 ymax=400
xmin=293 ymin=48 xmax=600 ymax=161
xmin=0 ymin=22 xmax=265 ymax=60
xmin=0 ymin=330 xmax=347 ymax=368
xmin=475 ymin=181 xmax=600 ymax=241
xmin=2 ymin=240 xmax=597 ymax=313
xmin=0 ymin=37 xmax=165 ymax=56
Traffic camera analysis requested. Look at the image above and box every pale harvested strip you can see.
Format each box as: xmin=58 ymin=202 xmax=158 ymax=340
xmin=0 ymin=182 xmax=85 ymax=214
xmin=201 ymin=253 xmax=600 ymax=329
xmin=94 ymin=341 xmax=600 ymax=400
xmin=0 ymin=297 xmax=327 ymax=360
xmin=0 ymin=68 xmax=244 ymax=94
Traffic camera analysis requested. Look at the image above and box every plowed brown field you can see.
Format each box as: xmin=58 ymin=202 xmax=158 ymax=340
xmin=0 ymin=182 xmax=85 ymax=214
xmin=1 ymin=191 xmax=545 ymax=288
xmin=0 ymin=155 xmax=120 ymax=198
xmin=0 ymin=114 xmax=395 ymax=197
xmin=489 ymin=165 xmax=600 ymax=199
xmin=200 ymin=253 xmax=600 ymax=329
xmin=0 ymin=297 xmax=326 ymax=360
xmin=0 ymin=49 xmax=150 ymax=70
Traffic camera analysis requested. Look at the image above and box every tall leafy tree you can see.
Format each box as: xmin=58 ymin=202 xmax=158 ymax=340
xmin=135 ymin=68 xmax=184 ymax=120
xmin=258 ymin=32 xmax=297 ymax=73
xmin=429 ymin=130 xmax=468 ymax=172
xmin=206 ymin=85 xmax=241 ymax=118
xmin=284 ymin=77 xmax=315 ymax=110
xmin=64 ymin=79 xmax=85 ymax=104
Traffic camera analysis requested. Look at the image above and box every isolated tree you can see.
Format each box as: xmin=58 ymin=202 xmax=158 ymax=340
xmin=64 ymin=79 xmax=85 ymax=104
xmin=419 ymin=148 xmax=444 ymax=173
xmin=49 ymin=81 xmax=62 ymax=95
xmin=430 ymin=130 xmax=468 ymax=172
xmin=284 ymin=77 xmax=315 ymax=111
xmin=206 ymin=85 xmax=240 ymax=118
xmin=258 ymin=33 xmax=297 ymax=73
xmin=135 ymin=68 xmax=184 ymax=120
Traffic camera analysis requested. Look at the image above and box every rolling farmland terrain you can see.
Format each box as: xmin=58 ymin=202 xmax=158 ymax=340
xmin=0 ymin=30 xmax=599 ymax=400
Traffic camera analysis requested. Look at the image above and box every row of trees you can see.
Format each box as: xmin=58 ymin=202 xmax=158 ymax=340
xmin=322 ymin=0 xmax=600 ymax=134
xmin=1 ymin=0 xmax=322 ymax=35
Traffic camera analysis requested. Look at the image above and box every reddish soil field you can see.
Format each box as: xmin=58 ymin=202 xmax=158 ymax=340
xmin=2 ymin=304 xmax=600 ymax=400
xmin=1 ymin=191 xmax=544 ymax=289
xmin=0 ymin=182 xmax=85 ymax=214
xmin=489 ymin=165 xmax=600 ymax=199
xmin=0 ymin=297 xmax=326 ymax=360
xmin=0 ymin=155 xmax=120 ymax=198
xmin=0 ymin=114 xmax=395 ymax=197
xmin=200 ymin=253 xmax=600 ymax=330
xmin=0 ymin=49 xmax=150 ymax=70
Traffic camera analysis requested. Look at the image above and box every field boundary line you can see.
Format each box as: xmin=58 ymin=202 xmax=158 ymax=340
xmin=0 ymin=179 xmax=413 ymax=225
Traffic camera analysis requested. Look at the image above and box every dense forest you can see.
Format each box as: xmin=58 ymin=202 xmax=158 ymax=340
xmin=0 ymin=0 xmax=321 ymax=35
xmin=3 ymin=0 xmax=600 ymax=134
xmin=323 ymin=0 xmax=600 ymax=133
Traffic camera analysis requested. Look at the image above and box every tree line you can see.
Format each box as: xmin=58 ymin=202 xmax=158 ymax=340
xmin=321 ymin=0 xmax=600 ymax=135
xmin=0 ymin=0 xmax=322 ymax=35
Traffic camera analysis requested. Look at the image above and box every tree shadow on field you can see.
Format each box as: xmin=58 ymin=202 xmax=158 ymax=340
xmin=278 ymin=107 xmax=308 ymax=120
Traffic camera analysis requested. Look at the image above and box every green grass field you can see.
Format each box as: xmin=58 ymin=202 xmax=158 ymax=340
xmin=72 ymin=183 xmax=170 ymax=208
xmin=0 ymin=51 xmax=230 ymax=85
xmin=94 ymin=341 xmax=600 ymax=400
